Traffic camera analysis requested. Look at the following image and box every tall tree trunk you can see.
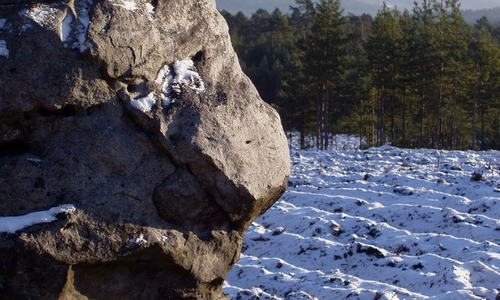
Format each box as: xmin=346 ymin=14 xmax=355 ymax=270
xmin=324 ymin=80 xmax=329 ymax=150
xmin=371 ymin=92 xmax=376 ymax=147
xmin=379 ymin=86 xmax=385 ymax=146
xmin=472 ymin=79 xmax=478 ymax=150
xmin=437 ymin=62 xmax=443 ymax=149
xmin=452 ymin=70 xmax=459 ymax=150
xmin=300 ymin=109 xmax=306 ymax=149
xmin=390 ymin=92 xmax=395 ymax=145
xmin=419 ymin=90 xmax=425 ymax=149
xmin=316 ymin=90 xmax=321 ymax=149
xmin=495 ymin=114 xmax=499 ymax=150
xmin=402 ymin=89 xmax=406 ymax=148
xmin=359 ymin=98 xmax=364 ymax=149
xmin=480 ymin=105 xmax=485 ymax=150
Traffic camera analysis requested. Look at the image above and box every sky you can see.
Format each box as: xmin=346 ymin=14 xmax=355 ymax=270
xmin=216 ymin=0 xmax=500 ymax=17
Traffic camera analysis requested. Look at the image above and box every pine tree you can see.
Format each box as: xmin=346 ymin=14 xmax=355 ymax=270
xmin=444 ymin=0 xmax=473 ymax=150
xmin=412 ymin=0 xmax=440 ymax=148
xmin=345 ymin=14 xmax=372 ymax=148
xmin=471 ymin=24 xmax=500 ymax=149
xmin=365 ymin=3 xmax=403 ymax=146
xmin=303 ymin=0 xmax=350 ymax=150
xmin=220 ymin=2 xmax=500 ymax=151
xmin=398 ymin=9 xmax=416 ymax=148
xmin=279 ymin=0 xmax=317 ymax=148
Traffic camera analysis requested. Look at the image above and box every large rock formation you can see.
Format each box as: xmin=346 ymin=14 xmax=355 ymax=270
xmin=0 ymin=0 xmax=290 ymax=299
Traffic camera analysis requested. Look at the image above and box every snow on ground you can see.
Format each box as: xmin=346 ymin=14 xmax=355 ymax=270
xmin=224 ymin=134 xmax=500 ymax=300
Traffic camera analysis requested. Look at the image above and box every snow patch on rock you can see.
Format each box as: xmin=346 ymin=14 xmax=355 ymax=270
xmin=130 ymin=91 xmax=157 ymax=113
xmin=145 ymin=3 xmax=155 ymax=21
xmin=128 ymin=233 xmax=147 ymax=246
xmin=131 ymin=60 xmax=205 ymax=112
xmin=23 ymin=6 xmax=60 ymax=28
xmin=0 ymin=40 xmax=9 ymax=58
xmin=0 ymin=18 xmax=7 ymax=30
xmin=60 ymin=13 xmax=73 ymax=42
xmin=113 ymin=0 xmax=138 ymax=11
xmin=18 ymin=0 xmax=93 ymax=51
xmin=171 ymin=60 xmax=205 ymax=94
xmin=0 ymin=204 xmax=76 ymax=234
xmin=69 ymin=0 xmax=93 ymax=51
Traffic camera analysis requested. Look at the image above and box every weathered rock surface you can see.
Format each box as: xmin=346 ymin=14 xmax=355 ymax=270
xmin=0 ymin=0 xmax=290 ymax=299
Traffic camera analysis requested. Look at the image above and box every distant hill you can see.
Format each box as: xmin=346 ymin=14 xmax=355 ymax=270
xmin=462 ymin=7 xmax=500 ymax=24
xmin=216 ymin=0 xmax=500 ymax=23
xmin=215 ymin=0 xmax=380 ymax=17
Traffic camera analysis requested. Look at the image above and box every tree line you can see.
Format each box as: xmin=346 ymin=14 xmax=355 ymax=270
xmin=220 ymin=0 xmax=500 ymax=150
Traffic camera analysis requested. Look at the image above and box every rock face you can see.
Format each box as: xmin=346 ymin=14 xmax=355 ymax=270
xmin=0 ymin=0 xmax=290 ymax=299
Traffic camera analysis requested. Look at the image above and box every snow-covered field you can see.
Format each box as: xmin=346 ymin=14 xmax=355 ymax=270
xmin=224 ymin=134 xmax=500 ymax=300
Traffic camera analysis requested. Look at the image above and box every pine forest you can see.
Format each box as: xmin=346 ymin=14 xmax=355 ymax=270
xmin=220 ymin=0 xmax=500 ymax=150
